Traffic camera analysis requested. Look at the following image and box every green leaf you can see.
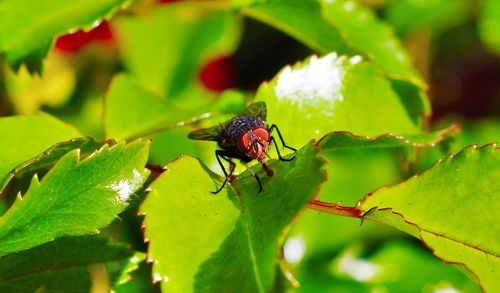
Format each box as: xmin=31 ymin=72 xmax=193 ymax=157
xmin=0 ymin=140 xmax=150 ymax=256
xmin=104 ymin=74 xmax=186 ymax=140
xmin=255 ymin=53 xmax=422 ymax=148
xmin=479 ymin=0 xmax=500 ymax=54
xmin=0 ymin=235 xmax=144 ymax=293
xmin=316 ymin=124 xmax=459 ymax=151
xmin=0 ymin=0 xmax=127 ymax=72
xmin=319 ymin=241 xmax=481 ymax=292
xmin=113 ymin=3 xmax=240 ymax=98
xmin=0 ymin=114 xmax=81 ymax=191
xmin=384 ymin=0 xmax=470 ymax=35
xmin=0 ymin=137 xmax=107 ymax=191
xmin=239 ymin=0 xmax=423 ymax=87
xmin=140 ymin=143 xmax=325 ymax=292
xmin=240 ymin=0 xmax=353 ymax=55
xmin=104 ymin=74 xmax=248 ymax=140
xmin=359 ymin=145 xmax=500 ymax=292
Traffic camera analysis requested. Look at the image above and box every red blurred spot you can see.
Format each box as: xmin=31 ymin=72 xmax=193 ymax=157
xmin=159 ymin=0 xmax=178 ymax=3
xmin=55 ymin=21 xmax=114 ymax=53
xmin=199 ymin=56 xmax=236 ymax=92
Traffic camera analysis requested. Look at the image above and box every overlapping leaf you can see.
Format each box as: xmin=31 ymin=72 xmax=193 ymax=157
xmin=0 ymin=140 xmax=150 ymax=256
xmin=238 ymin=0 xmax=423 ymax=87
xmin=141 ymin=143 xmax=324 ymax=292
xmin=359 ymin=145 xmax=500 ymax=292
xmin=0 ymin=114 xmax=81 ymax=191
xmin=0 ymin=236 xmax=144 ymax=292
xmin=0 ymin=0 xmax=127 ymax=72
xmin=0 ymin=137 xmax=106 ymax=191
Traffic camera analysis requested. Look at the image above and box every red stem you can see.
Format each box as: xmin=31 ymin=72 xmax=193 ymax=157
xmin=307 ymin=199 xmax=362 ymax=218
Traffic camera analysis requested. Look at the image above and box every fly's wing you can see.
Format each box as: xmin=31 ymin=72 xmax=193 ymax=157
xmin=245 ymin=102 xmax=267 ymax=121
xmin=188 ymin=125 xmax=221 ymax=142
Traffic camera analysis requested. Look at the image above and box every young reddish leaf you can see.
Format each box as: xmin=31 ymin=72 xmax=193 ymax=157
xmin=55 ymin=21 xmax=114 ymax=53
xmin=0 ymin=0 xmax=127 ymax=73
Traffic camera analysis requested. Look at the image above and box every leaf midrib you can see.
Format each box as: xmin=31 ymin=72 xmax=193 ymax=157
xmin=233 ymin=185 xmax=265 ymax=293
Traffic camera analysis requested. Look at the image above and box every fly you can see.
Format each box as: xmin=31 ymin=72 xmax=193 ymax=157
xmin=188 ymin=102 xmax=297 ymax=194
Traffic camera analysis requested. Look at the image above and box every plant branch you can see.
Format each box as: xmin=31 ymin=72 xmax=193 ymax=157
xmin=307 ymin=199 xmax=362 ymax=218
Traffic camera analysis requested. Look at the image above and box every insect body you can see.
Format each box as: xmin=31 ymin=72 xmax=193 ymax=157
xmin=188 ymin=102 xmax=296 ymax=194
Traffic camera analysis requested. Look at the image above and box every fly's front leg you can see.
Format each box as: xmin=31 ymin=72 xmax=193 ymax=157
xmin=213 ymin=150 xmax=236 ymax=194
xmin=269 ymin=124 xmax=296 ymax=161
xmin=240 ymin=161 xmax=263 ymax=193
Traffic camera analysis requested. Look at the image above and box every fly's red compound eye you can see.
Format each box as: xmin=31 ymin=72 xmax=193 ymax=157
xmin=238 ymin=127 xmax=270 ymax=157
xmin=239 ymin=132 xmax=251 ymax=150
xmin=252 ymin=127 xmax=270 ymax=142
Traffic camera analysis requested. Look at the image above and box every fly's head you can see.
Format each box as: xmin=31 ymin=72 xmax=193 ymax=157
xmin=238 ymin=127 xmax=270 ymax=163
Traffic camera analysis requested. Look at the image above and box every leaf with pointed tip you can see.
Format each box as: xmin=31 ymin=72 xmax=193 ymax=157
xmin=0 ymin=235 xmax=144 ymax=293
xmin=140 ymin=143 xmax=324 ymax=292
xmin=104 ymin=74 xmax=247 ymax=140
xmin=104 ymin=74 xmax=186 ymax=140
xmin=0 ymin=0 xmax=127 ymax=73
xmin=0 ymin=140 xmax=150 ymax=256
xmin=239 ymin=0 xmax=423 ymax=87
xmin=0 ymin=137 xmax=107 ymax=191
xmin=0 ymin=114 xmax=81 ymax=192
xmin=255 ymin=53 xmax=422 ymax=149
xmin=316 ymin=124 xmax=459 ymax=151
xmin=359 ymin=145 xmax=500 ymax=292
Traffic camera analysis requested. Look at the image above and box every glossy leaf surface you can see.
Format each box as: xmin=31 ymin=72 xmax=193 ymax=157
xmin=0 ymin=140 xmax=150 ymax=256
xmin=0 ymin=236 xmax=144 ymax=293
xmin=359 ymin=145 xmax=500 ymax=292
xmin=0 ymin=0 xmax=126 ymax=72
xmin=255 ymin=53 xmax=421 ymax=148
xmin=0 ymin=114 xmax=81 ymax=191
xmin=141 ymin=143 xmax=324 ymax=292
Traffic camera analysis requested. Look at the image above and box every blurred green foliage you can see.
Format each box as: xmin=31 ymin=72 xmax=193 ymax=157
xmin=0 ymin=0 xmax=498 ymax=292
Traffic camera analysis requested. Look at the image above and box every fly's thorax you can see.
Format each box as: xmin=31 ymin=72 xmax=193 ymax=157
xmin=222 ymin=115 xmax=266 ymax=146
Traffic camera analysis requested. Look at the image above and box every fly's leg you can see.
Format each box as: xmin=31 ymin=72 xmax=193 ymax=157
xmin=213 ymin=150 xmax=236 ymax=195
xmin=270 ymin=137 xmax=294 ymax=162
xmin=240 ymin=161 xmax=263 ymax=193
xmin=269 ymin=124 xmax=296 ymax=161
